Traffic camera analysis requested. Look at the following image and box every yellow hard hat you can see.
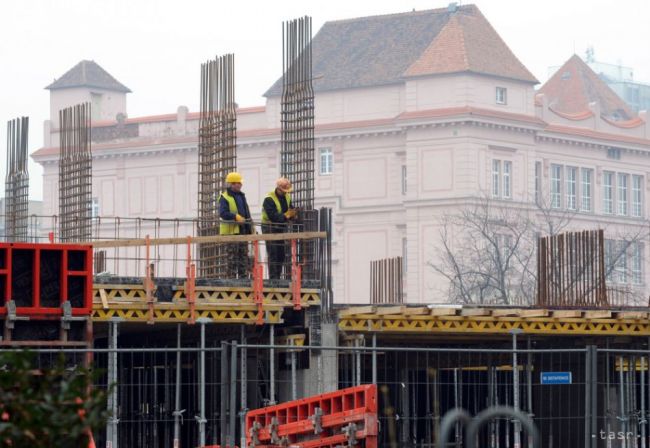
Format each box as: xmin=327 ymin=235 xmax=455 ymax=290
xmin=225 ymin=172 xmax=243 ymax=183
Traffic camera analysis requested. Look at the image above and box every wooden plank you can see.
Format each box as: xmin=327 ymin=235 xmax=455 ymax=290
xmin=430 ymin=307 xmax=459 ymax=316
xmin=584 ymin=310 xmax=612 ymax=319
xmin=99 ymin=289 xmax=109 ymax=310
xmin=339 ymin=306 xmax=376 ymax=317
xmin=460 ymin=308 xmax=491 ymax=317
xmin=518 ymin=309 xmax=550 ymax=318
xmin=376 ymin=306 xmax=405 ymax=315
xmin=491 ymin=309 xmax=522 ymax=317
xmin=616 ymin=311 xmax=648 ymax=320
xmin=403 ymin=307 xmax=431 ymax=316
xmin=92 ymin=231 xmax=327 ymax=248
xmin=551 ymin=310 xmax=583 ymax=318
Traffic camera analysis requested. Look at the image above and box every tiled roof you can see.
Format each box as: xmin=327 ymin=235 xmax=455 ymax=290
xmin=538 ymin=55 xmax=634 ymax=121
xmin=265 ymin=4 xmax=536 ymax=96
xmin=404 ymin=7 xmax=537 ymax=83
xmin=46 ymin=60 xmax=131 ymax=93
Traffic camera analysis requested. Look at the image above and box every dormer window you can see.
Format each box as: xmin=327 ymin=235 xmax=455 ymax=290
xmin=496 ymin=87 xmax=507 ymax=105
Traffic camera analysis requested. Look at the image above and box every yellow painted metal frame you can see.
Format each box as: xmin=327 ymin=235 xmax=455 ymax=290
xmin=92 ymin=284 xmax=320 ymax=324
xmin=339 ymin=313 xmax=650 ymax=336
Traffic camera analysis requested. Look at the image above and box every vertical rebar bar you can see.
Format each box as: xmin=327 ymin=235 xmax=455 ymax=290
xmin=4 ymin=117 xmax=29 ymax=242
xmin=198 ymin=54 xmax=237 ymax=277
xmin=59 ymin=103 xmax=92 ymax=242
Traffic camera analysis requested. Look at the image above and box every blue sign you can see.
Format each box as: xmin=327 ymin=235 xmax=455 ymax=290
xmin=540 ymin=372 xmax=572 ymax=385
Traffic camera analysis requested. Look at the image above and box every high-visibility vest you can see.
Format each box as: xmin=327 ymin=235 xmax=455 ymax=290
xmin=219 ymin=191 xmax=240 ymax=235
xmin=261 ymin=191 xmax=291 ymax=224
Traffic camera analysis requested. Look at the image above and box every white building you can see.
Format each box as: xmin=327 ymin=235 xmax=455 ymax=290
xmin=33 ymin=4 xmax=650 ymax=304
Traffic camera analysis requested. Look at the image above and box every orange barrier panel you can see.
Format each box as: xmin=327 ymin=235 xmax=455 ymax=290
xmin=246 ymin=384 xmax=377 ymax=448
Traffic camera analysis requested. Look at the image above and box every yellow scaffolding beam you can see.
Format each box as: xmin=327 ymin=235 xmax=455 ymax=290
xmin=339 ymin=311 xmax=650 ymax=336
xmin=92 ymin=284 xmax=320 ymax=324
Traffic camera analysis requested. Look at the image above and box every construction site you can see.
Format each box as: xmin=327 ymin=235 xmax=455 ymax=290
xmin=4 ymin=4 xmax=650 ymax=448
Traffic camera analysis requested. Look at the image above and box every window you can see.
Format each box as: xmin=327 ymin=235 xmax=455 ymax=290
xmin=550 ymin=164 xmax=562 ymax=209
xmin=603 ymin=171 xmax=614 ymax=214
xmin=615 ymin=241 xmax=627 ymax=284
xmin=581 ymin=168 xmax=592 ymax=212
xmin=618 ymin=173 xmax=628 ymax=216
xmin=319 ymin=148 xmax=333 ymax=175
xmin=535 ymin=162 xmax=542 ymax=204
xmin=503 ymin=161 xmax=512 ymax=199
xmin=491 ymin=160 xmax=512 ymax=200
xmin=632 ymin=175 xmax=643 ymax=217
xmin=91 ymin=197 xmax=100 ymax=218
xmin=496 ymin=87 xmax=507 ymax=105
xmin=401 ymin=165 xmax=407 ymax=195
xmin=566 ymin=167 xmax=577 ymax=210
xmin=91 ymin=93 xmax=102 ymax=120
xmin=492 ymin=160 xmax=501 ymax=198
xmin=607 ymin=148 xmax=622 ymax=160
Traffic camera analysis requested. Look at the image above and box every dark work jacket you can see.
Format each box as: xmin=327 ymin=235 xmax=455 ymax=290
xmin=219 ymin=188 xmax=252 ymax=234
xmin=262 ymin=193 xmax=291 ymax=233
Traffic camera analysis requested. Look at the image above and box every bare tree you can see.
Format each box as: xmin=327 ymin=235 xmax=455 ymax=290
xmin=430 ymin=196 xmax=536 ymax=305
xmin=431 ymin=193 xmax=650 ymax=306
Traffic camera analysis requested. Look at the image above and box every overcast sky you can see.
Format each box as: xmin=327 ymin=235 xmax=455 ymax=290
xmin=1 ymin=0 xmax=649 ymax=200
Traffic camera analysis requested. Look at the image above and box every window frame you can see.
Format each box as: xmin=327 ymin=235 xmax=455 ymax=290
xmin=502 ymin=161 xmax=512 ymax=199
xmin=550 ymin=164 xmax=562 ymax=209
xmin=319 ymin=147 xmax=333 ymax=175
xmin=495 ymin=87 xmax=508 ymax=105
xmin=618 ymin=173 xmax=628 ymax=216
xmin=632 ymin=175 xmax=643 ymax=218
xmin=581 ymin=168 xmax=592 ymax=212
xmin=603 ymin=171 xmax=614 ymax=214
xmin=566 ymin=166 xmax=577 ymax=211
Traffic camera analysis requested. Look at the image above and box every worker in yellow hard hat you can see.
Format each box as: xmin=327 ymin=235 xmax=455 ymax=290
xmin=261 ymin=177 xmax=297 ymax=279
xmin=219 ymin=171 xmax=252 ymax=278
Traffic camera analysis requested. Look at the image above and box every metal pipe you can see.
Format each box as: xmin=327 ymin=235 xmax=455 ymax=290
xmin=270 ymin=324 xmax=276 ymax=404
xmin=641 ymin=356 xmax=646 ymax=448
xmin=526 ymin=337 xmax=533 ymax=448
xmin=240 ymin=326 xmax=247 ymax=448
xmin=173 ymin=324 xmax=182 ymax=448
xmin=620 ymin=356 xmax=628 ymax=448
xmin=229 ymin=340 xmax=237 ymax=446
xmin=372 ymin=333 xmax=377 ymax=384
xmin=198 ymin=321 xmax=207 ymax=447
xmin=107 ymin=320 xmax=119 ymax=448
xmin=585 ymin=346 xmax=592 ymax=448
xmin=291 ymin=339 xmax=297 ymax=400
xmin=220 ymin=340 xmax=228 ymax=447
xmin=355 ymin=337 xmax=361 ymax=386
xmin=511 ymin=329 xmax=522 ymax=448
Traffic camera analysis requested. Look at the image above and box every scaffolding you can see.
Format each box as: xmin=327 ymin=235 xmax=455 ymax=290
xmin=59 ymin=103 xmax=92 ymax=242
xmin=198 ymin=53 xmax=237 ymax=278
xmin=4 ymin=116 xmax=29 ymax=242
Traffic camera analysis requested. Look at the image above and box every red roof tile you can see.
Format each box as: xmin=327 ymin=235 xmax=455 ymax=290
xmin=539 ymin=55 xmax=635 ymax=121
xmin=404 ymin=6 xmax=538 ymax=83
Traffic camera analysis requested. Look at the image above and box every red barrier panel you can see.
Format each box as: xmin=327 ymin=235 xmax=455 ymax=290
xmin=0 ymin=242 xmax=93 ymax=318
xmin=246 ymin=384 xmax=377 ymax=448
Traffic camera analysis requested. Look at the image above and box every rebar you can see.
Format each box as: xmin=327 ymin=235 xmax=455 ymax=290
xmin=198 ymin=54 xmax=237 ymax=278
xmin=537 ymin=229 xmax=608 ymax=307
xmin=281 ymin=16 xmax=314 ymax=210
xmin=4 ymin=117 xmax=29 ymax=242
xmin=59 ymin=103 xmax=92 ymax=242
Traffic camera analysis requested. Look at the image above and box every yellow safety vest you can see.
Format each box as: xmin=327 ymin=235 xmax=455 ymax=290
xmin=261 ymin=191 xmax=291 ymax=224
xmin=219 ymin=191 xmax=240 ymax=235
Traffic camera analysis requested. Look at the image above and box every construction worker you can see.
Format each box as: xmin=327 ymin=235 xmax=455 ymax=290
xmin=219 ymin=172 xmax=253 ymax=278
xmin=261 ymin=177 xmax=297 ymax=279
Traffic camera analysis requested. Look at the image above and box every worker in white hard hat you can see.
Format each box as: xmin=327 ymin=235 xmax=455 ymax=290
xmin=261 ymin=177 xmax=297 ymax=279
xmin=218 ymin=172 xmax=252 ymax=278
